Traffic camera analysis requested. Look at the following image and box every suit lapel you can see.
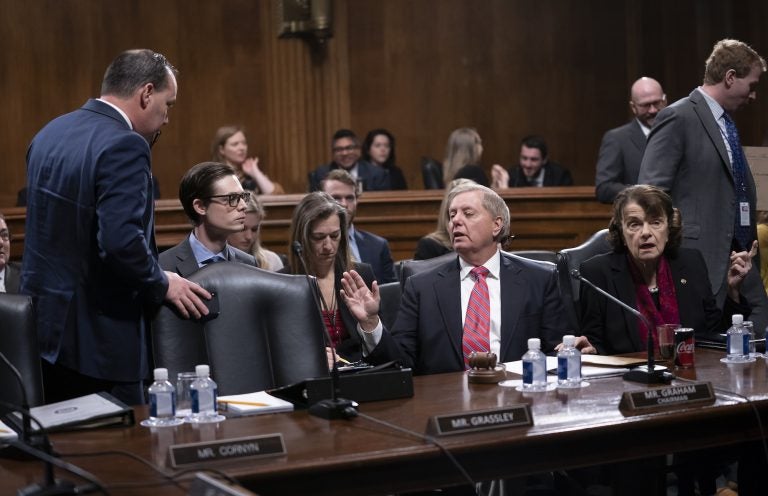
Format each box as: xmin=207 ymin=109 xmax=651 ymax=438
xmin=689 ymin=90 xmax=732 ymax=180
xmin=610 ymin=254 xmax=643 ymax=350
xmin=498 ymin=255 xmax=524 ymax=361
xmin=629 ymin=121 xmax=646 ymax=153
xmin=176 ymin=238 xmax=201 ymax=278
xmin=433 ymin=260 xmax=464 ymax=364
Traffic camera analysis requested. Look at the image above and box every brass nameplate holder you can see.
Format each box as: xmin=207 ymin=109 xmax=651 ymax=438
xmin=619 ymin=382 xmax=715 ymax=415
xmin=426 ymin=405 xmax=532 ymax=436
xmin=169 ymin=434 xmax=285 ymax=468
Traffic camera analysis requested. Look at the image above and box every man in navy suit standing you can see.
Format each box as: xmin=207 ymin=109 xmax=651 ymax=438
xmin=341 ymin=182 xmax=565 ymax=375
xmin=22 ymin=49 xmax=210 ymax=405
xmin=320 ymin=169 xmax=397 ymax=283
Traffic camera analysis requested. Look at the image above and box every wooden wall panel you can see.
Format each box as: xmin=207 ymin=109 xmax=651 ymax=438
xmin=0 ymin=0 xmax=766 ymax=208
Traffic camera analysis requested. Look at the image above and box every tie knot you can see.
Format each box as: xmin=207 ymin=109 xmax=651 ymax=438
xmin=471 ymin=266 xmax=489 ymax=280
xmin=202 ymin=255 xmax=225 ymax=265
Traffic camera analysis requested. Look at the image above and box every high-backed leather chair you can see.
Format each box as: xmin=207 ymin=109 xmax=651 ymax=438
xmin=556 ymin=229 xmax=611 ymax=331
xmin=0 ymin=293 xmax=44 ymax=407
xmin=421 ymin=157 xmax=444 ymax=190
xmin=151 ymin=263 xmax=328 ymax=395
xmin=399 ymin=252 xmax=456 ymax=291
xmin=377 ymin=281 xmax=401 ymax=330
xmin=510 ymin=250 xmax=558 ymax=264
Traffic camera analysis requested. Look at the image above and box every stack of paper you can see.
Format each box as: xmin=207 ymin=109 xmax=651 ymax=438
xmin=0 ymin=418 xmax=18 ymax=443
xmin=218 ymin=391 xmax=294 ymax=416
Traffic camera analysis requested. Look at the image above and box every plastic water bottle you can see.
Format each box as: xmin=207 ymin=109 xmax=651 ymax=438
xmin=557 ymin=335 xmax=582 ymax=388
xmin=522 ymin=338 xmax=547 ymax=390
xmin=142 ymin=368 xmax=183 ymax=427
xmin=726 ymin=314 xmax=750 ymax=362
xmin=189 ymin=364 xmax=225 ymax=423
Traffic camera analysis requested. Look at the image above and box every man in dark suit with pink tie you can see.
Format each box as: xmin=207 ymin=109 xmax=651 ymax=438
xmin=340 ymin=182 xmax=565 ymax=375
xmin=21 ymin=49 xmax=210 ymax=405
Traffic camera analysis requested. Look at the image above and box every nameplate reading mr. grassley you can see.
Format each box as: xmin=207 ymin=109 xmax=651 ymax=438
xmin=621 ymin=382 xmax=715 ymax=413
xmin=427 ymin=405 xmax=532 ymax=436
xmin=170 ymin=434 xmax=285 ymax=468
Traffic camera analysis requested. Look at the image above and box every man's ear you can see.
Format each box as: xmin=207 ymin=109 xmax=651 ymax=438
xmin=723 ymin=69 xmax=737 ymax=88
xmin=192 ymin=198 xmax=207 ymax=217
xmin=139 ymin=83 xmax=154 ymax=109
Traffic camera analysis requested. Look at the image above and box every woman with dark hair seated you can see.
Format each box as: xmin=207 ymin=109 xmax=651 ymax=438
xmin=574 ymin=184 xmax=757 ymax=496
xmin=284 ymin=192 xmax=377 ymax=366
xmin=362 ymin=128 xmax=407 ymax=190
xmin=578 ymin=184 xmax=754 ymax=356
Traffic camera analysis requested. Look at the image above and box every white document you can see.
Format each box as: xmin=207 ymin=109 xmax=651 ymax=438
xmin=0 ymin=418 xmax=19 ymax=442
xmin=218 ymin=391 xmax=294 ymax=415
xmin=27 ymin=393 xmax=125 ymax=430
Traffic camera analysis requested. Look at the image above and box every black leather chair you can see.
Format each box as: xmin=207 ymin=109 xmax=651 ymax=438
xmin=510 ymin=250 xmax=558 ymax=264
xmin=151 ymin=263 xmax=328 ymax=396
xmin=0 ymin=293 xmax=44 ymax=407
xmin=377 ymin=281 xmax=401 ymax=330
xmin=399 ymin=252 xmax=456 ymax=291
xmin=421 ymin=157 xmax=444 ymax=189
xmin=556 ymin=229 xmax=611 ymax=331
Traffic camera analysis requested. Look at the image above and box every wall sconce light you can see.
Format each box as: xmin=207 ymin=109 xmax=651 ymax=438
xmin=275 ymin=0 xmax=333 ymax=46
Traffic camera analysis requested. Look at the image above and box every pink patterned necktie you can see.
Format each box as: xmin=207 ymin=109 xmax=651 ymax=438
xmin=463 ymin=266 xmax=491 ymax=368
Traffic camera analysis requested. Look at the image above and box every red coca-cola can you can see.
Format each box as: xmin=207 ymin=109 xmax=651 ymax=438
xmin=674 ymin=328 xmax=695 ymax=368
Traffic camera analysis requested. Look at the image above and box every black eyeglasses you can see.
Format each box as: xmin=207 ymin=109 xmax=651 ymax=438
xmin=204 ymin=192 xmax=251 ymax=207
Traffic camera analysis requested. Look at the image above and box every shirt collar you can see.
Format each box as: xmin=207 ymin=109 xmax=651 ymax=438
xmin=96 ymin=98 xmax=133 ymax=129
xmin=459 ymin=249 xmax=501 ymax=281
xmin=189 ymin=232 xmax=228 ymax=265
xmin=697 ymin=86 xmax=726 ymax=122
xmin=635 ymin=118 xmax=651 ymax=137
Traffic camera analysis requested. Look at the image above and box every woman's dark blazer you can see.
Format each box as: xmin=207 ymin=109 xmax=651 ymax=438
xmin=579 ymin=248 xmax=750 ymax=355
xmin=280 ymin=261 xmax=375 ymax=362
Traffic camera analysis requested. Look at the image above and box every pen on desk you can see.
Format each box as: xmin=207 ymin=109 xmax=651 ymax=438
xmin=336 ymin=356 xmax=352 ymax=365
xmin=219 ymin=400 xmax=270 ymax=407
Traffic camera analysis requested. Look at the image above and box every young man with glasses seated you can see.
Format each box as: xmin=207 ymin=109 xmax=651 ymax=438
xmin=0 ymin=212 xmax=20 ymax=293
xmin=160 ymin=162 xmax=256 ymax=277
xmin=308 ymin=128 xmax=391 ymax=192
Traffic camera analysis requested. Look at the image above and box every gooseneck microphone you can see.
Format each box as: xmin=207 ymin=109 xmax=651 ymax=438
xmin=570 ymin=269 xmax=673 ymax=385
xmin=291 ymin=241 xmax=358 ymax=420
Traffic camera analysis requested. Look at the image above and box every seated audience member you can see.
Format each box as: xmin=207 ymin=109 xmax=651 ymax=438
xmin=320 ymin=169 xmax=396 ymax=283
xmin=284 ymin=192 xmax=377 ymax=365
xmin=212 ymin=125 xmax=284 ymax=195
xmin=362 ymin=128 xmax=407 ymax=190
xmin=491 ymin=135 xmax=573 ymax=188
xmin=227 ymin=195 xmax=284 ymax=272
xmin=758 ymin=211 xmax=768 ymax=294
xmin=159 ymin=162 xmax=256 ymax=276
xmin=414 ymin=178 xmax=475 ymax=260
xmin=578 ymin=185 xmax=753 ymax=356
xmin=442 ymin=127 xmax=490 ymax=187
xmin=0 ymin=213 xmax=20 ymax=293
xmin=341 ymin=182 xmax=565 ymax=374
xmin=308 ymin=129 xmax=391 ymax=192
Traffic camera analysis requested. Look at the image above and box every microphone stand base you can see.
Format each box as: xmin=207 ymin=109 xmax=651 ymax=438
xmin=309 ymin=398 xmax=359 ymax=420
xmin=623 ymin=368 xmax=674 ymax=385
xmin=18 ymin=480 xmax=77 ymax=496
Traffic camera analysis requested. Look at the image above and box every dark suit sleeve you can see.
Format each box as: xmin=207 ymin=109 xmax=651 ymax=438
xmin=558 ymin=167 xmax=574 ymax=186
xmin=95 ymin=133 xmax=167 ymax=304
xmin=595 ymin=129 xmax=628 ymax=203
xmin=368 ymin=166 xmax=392 ymax=191
xmin=638 ymin=107 xmax=683 ymax=190
xmin=366 ymin=276 xmax=421 ymax=368
xmin=578 ymin=257 xmax=612 ymax=355
xmin=377 ymin=241 xmax=397 ymax=283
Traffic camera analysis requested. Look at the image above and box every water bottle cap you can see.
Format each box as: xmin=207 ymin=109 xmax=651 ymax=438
xmin=195 ymin=364 xmax=210 ymax=377
xmin=153 ymin=368 xmax=168 ymax=381
xmin=527 ymin=338 xmax=541 ymax=350
xmin=732 ymin=314 xmax=743 ymax=325
xmin=562 ymin=335 xmax=576 ymax=346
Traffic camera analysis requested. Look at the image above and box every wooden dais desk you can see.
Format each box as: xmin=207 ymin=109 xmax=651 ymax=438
xmin=2 ymin=349 xmax=766 ymax=495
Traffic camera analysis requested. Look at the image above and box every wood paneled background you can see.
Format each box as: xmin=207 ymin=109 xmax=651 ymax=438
xmin=1 ymin=0 xmax=766 ymax=207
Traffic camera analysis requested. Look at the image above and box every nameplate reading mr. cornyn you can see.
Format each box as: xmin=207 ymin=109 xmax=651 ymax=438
xmin=169 ymin=434 xmax=285 ymax=468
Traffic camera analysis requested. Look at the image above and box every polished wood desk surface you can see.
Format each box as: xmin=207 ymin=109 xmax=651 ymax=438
xmin=2 ymin=349 xmax=767 ymax=495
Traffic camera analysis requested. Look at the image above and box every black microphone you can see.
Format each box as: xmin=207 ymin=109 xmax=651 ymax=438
xmin=570 ymin=269 xmax=673 ymax=385
xmin=0 ymin=351 xmax=82 ymax=494
xmin=291 ymin=241 xmax=358 ymax=420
